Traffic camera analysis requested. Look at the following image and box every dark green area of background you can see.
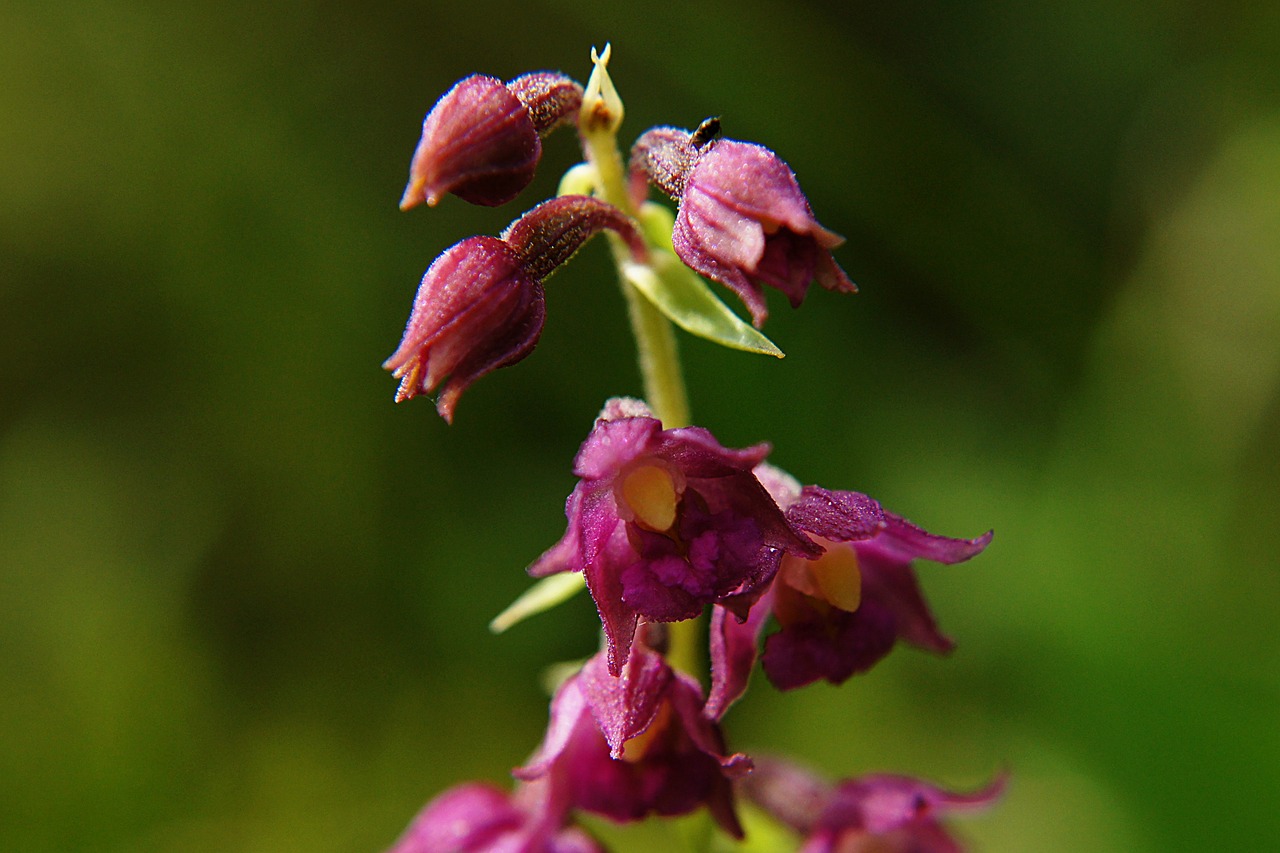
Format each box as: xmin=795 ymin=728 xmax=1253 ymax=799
xmin=3 ymin=1 xmax=1278 ymax=850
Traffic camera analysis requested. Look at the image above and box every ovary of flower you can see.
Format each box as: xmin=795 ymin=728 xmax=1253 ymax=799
xmin=777 ymin=539 xmax=863 ymax=621
xmin=618 ymin=463 xmax=683 ymax=532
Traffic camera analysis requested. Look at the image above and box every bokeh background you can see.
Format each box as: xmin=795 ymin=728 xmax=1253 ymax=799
xmin=4 ymin=1 xmax=1278 ymax=850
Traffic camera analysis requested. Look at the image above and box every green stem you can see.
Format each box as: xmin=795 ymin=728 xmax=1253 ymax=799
xmin=579 ymin=95 xmax=691 ymax=429
xmin=578 ymin=48 xmax=701 ymax=678
xmin=619 ymin=284 xmax=691 ymax=429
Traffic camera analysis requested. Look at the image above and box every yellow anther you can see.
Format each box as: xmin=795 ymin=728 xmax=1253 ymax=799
xmin=620 ymin=701 xmax=672 ymax=762
xmin=620 ymin=464 xmax=679 ymax=532
xmin=809 ymin=546 xmax=862 ymax=613
xmin=780 ymin=539 xmax=862 ymax=613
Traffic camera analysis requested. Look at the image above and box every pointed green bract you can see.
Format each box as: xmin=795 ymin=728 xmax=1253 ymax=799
xmin=489 ymin=572 xmax=587 ymax=633
xmin=623 ymin=251 xmax=785 ymax=358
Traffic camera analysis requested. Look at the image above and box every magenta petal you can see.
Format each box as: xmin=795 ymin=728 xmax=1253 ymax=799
xmin=680 ymin=179 xmax=768 ymax=270
xmin=655 ymin=427 xmax=772 ymax=477
xmin=388 ymin=783 xmax=523 ymax=853
xmin=580 ymin=646 xmax=671 ymax=758
xmin=669 ymin=669 xmax=752 ymax=778
xmin=586 ymin=528 xmax=640 ymax=675
xmin=831 ymin=773 xmax=1008 ymax=835
xmin=667 ymin=669 xmax=751 ymax=839
xmin=690 ymin=140 xmax=818 ymax=231
xmin=435 ymin=284 xmax=545 ymax=421
xmin=872 ymin=513 xmax=994 ymax=565
xmin=744 ymin=759 xmax=1006 ymax=853
xmin=754 ymin=229 xmax=819 ymax=306
xmin=574 ymin=415 xmax=662 ymax=479
xmin=528 ymin=488 xmax=583 ymax=578
xmin=753 ymin=462 xmax=804 ymax=506
xmin=858 ymin=549 xmax=955 ymax=654
xmin=513 ymin=679 xmax=589 ymax=783
xmin=738 ymin=756 xmax=837 ymax=835
xmin=518 ymin=648 xmax=750 ymax=837
xmin=706 ymin=594 xmax=772 ymax=721
xmin=673 ymin=205 xmax=770 ymax=326
xmin=761 ymin=599 xmax=898 ymax=690
xmin=786 ymin=486 xmax=887 ymax=543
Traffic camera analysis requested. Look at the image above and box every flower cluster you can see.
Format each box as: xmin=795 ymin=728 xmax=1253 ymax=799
xmin=381 ymin=46 xmax=1002 ymax=853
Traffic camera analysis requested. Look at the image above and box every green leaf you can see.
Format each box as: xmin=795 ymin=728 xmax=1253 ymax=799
xmin=488 ymin=572 xmax=586 ymax=633
xmin=622 ymin=251 xmax=785 ymax=358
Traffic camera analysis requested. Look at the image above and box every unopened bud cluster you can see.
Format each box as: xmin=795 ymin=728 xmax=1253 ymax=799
xmin=380 ymin=46 xmax=1002 ymax=853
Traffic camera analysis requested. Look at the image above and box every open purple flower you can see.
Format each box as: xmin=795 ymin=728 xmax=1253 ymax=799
xmin=707 ymin=466 xmax=991 ymax=717
xmin=531 ymin=399 xmax=820 ymax=673
xmin=741 ymin=757 xmax=1006 ymax=853
xmin=401 ymin=72 xmax=582 ymax=209
xmin=514 ymin=642 xmax=751 ymax=838
xmin=387 ymin=779 xmax=602 ymax=853
xmin=630 ymin=126 xmax=855 ymax=326
xmin=384 ymin=197 xmax=645 ymax=422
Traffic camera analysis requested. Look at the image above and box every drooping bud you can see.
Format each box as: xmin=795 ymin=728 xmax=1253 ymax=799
xmin=629 ymin=126 xmax=856 ymax=326
xmin=384 ymin=197 xmax=644 ymax=421
xmin=400 ymin=72 xmax=583 ymax=210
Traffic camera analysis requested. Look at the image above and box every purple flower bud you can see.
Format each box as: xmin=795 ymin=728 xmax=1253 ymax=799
xmin=384 ymin=197 xmax=645 ymax=422
xmin=706 ymin=466 xmax=991 ymax=715
xmin=387 ymin=780 xmax=604 ymax=853
xmin=401 ymin=72 xmax=582 ymax=209
xmin=740 ymin=757 xmax=1006 ymax=853
xmin=530 ymin=399 xmax=820 ymax=673
xmin=631 ymin=128 xmax=856 ymax=326
xmin=514 ymin=643 xmax=751 ymax=838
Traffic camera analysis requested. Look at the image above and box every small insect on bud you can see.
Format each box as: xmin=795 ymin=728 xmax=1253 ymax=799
xmin=689 ymin=116 xmax=721 ymax=149
xmin=630 ymin=125 xmax=856 ymax=326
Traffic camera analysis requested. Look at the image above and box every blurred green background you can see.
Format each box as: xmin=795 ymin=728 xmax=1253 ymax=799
xmin=3 ymin=1 xmax=1278 ymax=850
